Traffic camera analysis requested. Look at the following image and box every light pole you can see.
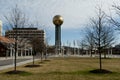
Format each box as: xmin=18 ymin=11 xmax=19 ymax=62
xmin=53 ymin=15 xmax=64 ymax=55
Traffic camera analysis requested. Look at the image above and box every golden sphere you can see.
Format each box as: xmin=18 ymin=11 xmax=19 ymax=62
xmin=53 ymin=15 xmax=63 ymax=26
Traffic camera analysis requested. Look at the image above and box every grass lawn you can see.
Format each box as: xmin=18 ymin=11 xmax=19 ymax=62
xmin=0 ymin=57 xmax=120 ymax=80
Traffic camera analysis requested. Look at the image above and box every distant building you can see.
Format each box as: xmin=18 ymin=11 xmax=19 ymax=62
xmin=0 ymin=36 xmax=14 ymax=57
xmin=5 ymin=28 xmax=44 ymax=42
xmin=5 ymin=28 xmax=45 ymax=57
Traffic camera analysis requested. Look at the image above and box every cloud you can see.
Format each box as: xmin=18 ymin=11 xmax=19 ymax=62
xmin=0 ymin=0 xmax=119 ymax=29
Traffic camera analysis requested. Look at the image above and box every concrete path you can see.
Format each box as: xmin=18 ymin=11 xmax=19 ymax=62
xmin=0 ymin=56 xmax=39 ymax=70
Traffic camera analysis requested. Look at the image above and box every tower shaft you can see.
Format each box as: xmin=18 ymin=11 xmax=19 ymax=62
xmin=55 ymin=26 xmax=61 ymax=55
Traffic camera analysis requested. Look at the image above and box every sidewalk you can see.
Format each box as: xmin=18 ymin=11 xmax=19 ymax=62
xmin=0 ymin=56 xmax=33 ymax=60
xmin=0 ymin=56 xmax=39 ymax=70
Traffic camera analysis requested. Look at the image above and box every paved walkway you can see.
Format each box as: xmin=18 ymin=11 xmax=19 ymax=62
xmin=0 ymin=55 xmax=120 ymax=71
xmin=0 ymin=56 xmax=39 ymax=70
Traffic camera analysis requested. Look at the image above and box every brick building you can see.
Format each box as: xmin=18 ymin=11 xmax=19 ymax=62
xmin=5 ymin=28 xmax=45 ymax=57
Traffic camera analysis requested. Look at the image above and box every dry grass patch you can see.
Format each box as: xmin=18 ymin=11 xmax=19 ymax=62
xmin=0 ymin=57 xmax=120 ymax=80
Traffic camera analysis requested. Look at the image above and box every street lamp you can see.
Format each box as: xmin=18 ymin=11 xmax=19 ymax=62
xmin=53 ymin=15 xmax=64 ymax=55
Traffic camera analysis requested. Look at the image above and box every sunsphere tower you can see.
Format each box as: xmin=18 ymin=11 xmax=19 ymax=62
xmin=53 ymin=15 xmax=64 ymax=55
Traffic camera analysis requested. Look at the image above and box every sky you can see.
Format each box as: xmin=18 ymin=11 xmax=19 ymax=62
xmin=0 ymin=0 xmax=120 ymax=46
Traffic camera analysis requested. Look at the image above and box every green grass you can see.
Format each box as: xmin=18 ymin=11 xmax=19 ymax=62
xmin=0 ymin=57 xmax=120 ymax=80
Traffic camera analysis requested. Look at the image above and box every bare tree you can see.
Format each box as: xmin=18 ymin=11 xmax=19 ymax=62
xmin=17 ymin=37 xmax=29 ymax=56
xmin=102 ymin=25 xmax=115 ymax=58
xmin=86 ymin=7 xmax=115 ymax=70
xmin=84 ymin=23 xmax=115 ymax=58
xmin=4 ymin=5 xmax=28 ymax=29
xmin=4 ymin=5 xmax=28 ymax=71
xmin=31 ymin=37 xmax=45 ymax=63
xmin=77 ymin=40 xmax=86 ymax=55
xmin=84 ymin=27 xmax=95 ymax=57
xmin=108 ymin=4 xmax=120 ymax=30
xmin=44 ymin=35 xmax=51 ymax=60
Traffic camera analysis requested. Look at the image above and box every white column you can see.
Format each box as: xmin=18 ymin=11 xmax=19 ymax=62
xmin=16 ymin=49 xmax=18 ymax=57
xmin=28 ymin=49 xmax=30 ymax=56
xmin=25 ymin=49 xmax=26 ymax=56
xmin=10 ymin=47 xmax=13 ymax=57
xmin=31 ymin=48 xmax=32 ymax=56
xmin=13 ymin=49 xmax=15 ymax=57
xmin=74 ymin=48 xmax=75 ymax=55
xmin=77 ymin=48 xmax=79 ymax=55
xmin=21 ymin=49 xmax=23 ymax=57
xmin=24 ymin=43 xmax=27 ymax=56
xmin=111 ymin=48 xmax=112 ymax=55
xmin=27 ymin=49 xmax=29 ymax=56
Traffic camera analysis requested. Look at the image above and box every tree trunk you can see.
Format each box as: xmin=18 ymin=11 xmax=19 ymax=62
xmin=40 ymin=52 xmax=43 ymax=62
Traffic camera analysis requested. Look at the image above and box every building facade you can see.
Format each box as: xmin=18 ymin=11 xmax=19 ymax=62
xmin=5 ymin=28 xmax=45 ymax=57
xmin=5 ymin=28 xmax=44 ymax=41
xmin=0 ymin=36 xmax=14 ymax=57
